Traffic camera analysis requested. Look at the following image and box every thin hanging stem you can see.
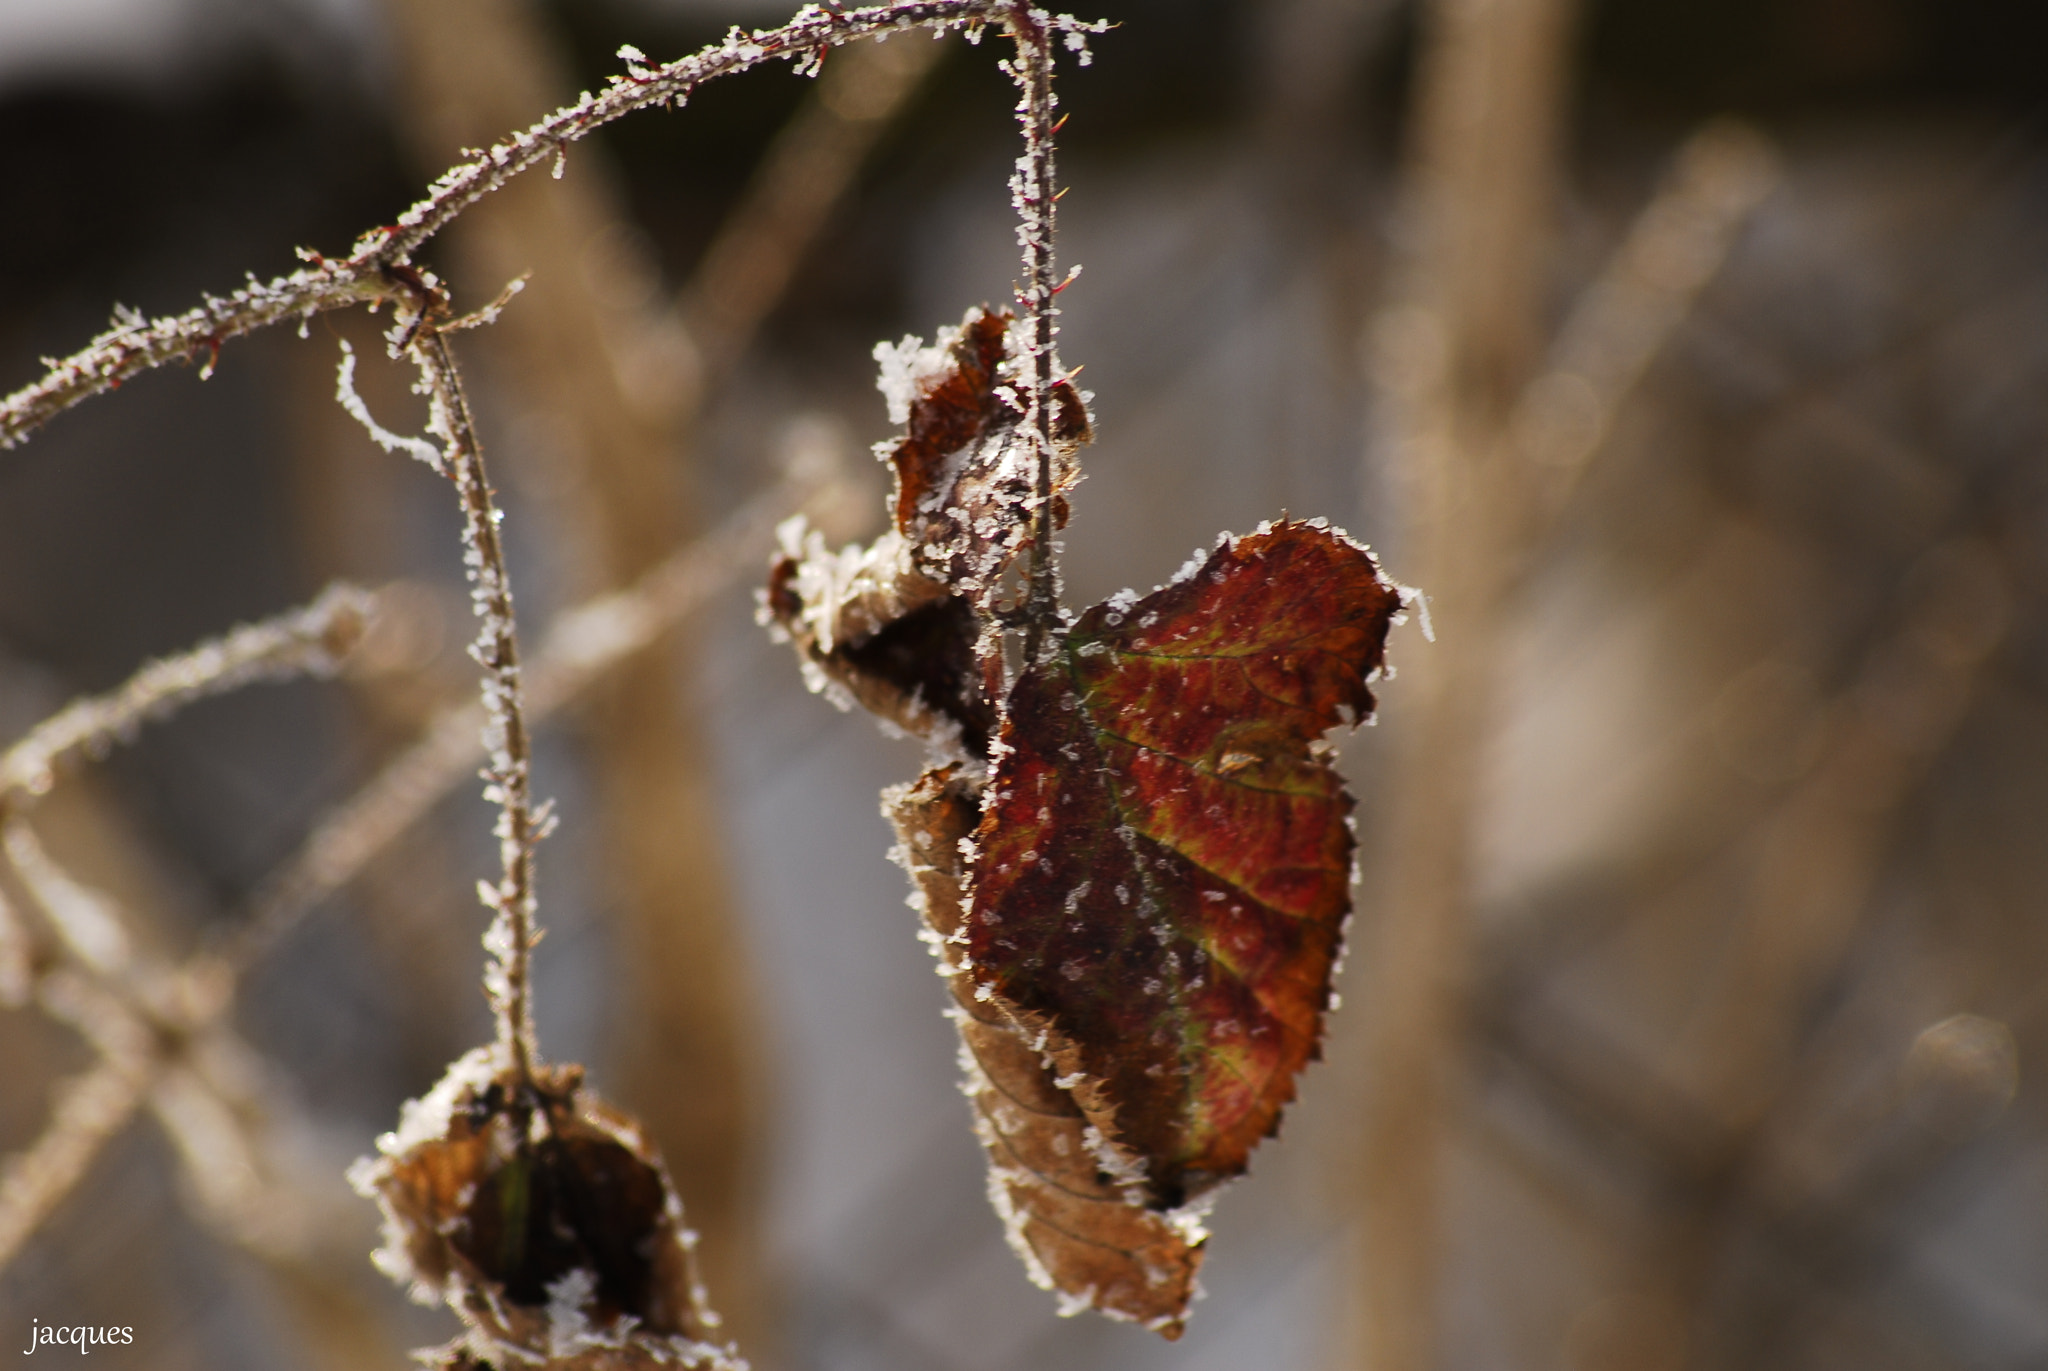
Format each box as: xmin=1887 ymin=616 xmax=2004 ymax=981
xmin=1008 ymin=6 xmax=1062 ymax=665
xmin=412 ymin=326 xmax=541 ymax=1085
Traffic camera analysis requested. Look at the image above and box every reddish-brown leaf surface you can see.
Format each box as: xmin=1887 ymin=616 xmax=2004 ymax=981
xmin=969 ymin=521 xmax=1401 ymax=1208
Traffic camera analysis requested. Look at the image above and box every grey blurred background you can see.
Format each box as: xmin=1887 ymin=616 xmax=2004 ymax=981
xmin=1 ymin=0 xmax=2045 ymax=1368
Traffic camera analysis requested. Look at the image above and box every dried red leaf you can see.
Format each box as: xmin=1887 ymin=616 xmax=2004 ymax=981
xmin=968 ymin=521 xmax=1401 ymax=1208
xmin=766 ymin=307 xmax=1408 ymax=1338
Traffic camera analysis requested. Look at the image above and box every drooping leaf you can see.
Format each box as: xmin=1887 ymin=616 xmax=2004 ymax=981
xmin=765 ymin=309 xmax=1407 ymax=1339
xmin=764 ymin=525 xmax=991 ymax=753
xmin=968 ymin=521 xmax=1401 ymax=1209
xmin=887 ymin=767 xmax=1204 ymax=1339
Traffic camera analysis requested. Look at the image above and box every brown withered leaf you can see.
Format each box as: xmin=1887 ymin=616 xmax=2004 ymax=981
xmin=349 ymin=1049 xmax=740 ymax=1371
xmin=764 ymin=525 xmax=993 ymax=755
xmin=886 ymin=766 xmax=1205 ymax=1339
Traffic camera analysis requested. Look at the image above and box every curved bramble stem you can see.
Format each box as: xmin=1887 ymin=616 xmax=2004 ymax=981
xmin=412 ymin=327 xmax=542 ymax=1086
xmin=0 ymin=0 xmax=1011 ymax=452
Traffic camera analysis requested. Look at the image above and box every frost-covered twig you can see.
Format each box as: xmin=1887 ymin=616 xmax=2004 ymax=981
xmin=404 ymin=330 xmax=544 ymax=1083
xmin=0 ymin=584 xmax=374 ymax=814
xmin=0 ymin=453 xmax=830 ymax=1318
xmin=0 ymin=846 xmax=156 ymax=1276
xmin=1005 ymin=7 xmax=1063 ymax=663
xmin=992 ymin=7 xmax=1104 ymax=664
xmin=0 ymin=962 xmax=169 ymax=1274
xmin=2 ymin=819 xmax=133 ymax=978
xmin=0 ymin=877 xmax=332 ymax=1275
xmin=226 ymin=463 xmax=839 ymax=977
xmin=0 ymin=589 xmax=371 ymax=1270
xmin=0 ymin=0 xmax=1011 ymax=452
xmin=0 ymin=585 xmax=376 ymax=1270
xmin=149 ymin=1055 xmax=317 ymax=1260
xmin=0 ymin=1054 xmax=151 ymax=1272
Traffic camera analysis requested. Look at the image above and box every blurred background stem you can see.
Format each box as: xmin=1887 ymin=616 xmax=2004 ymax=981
xmin=1355 ymin=0 xmax=1582 ymax=1365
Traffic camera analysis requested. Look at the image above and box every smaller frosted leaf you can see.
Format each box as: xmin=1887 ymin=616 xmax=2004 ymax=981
xmin=876 ymin=305 xmax=1089 ymax=601
xmin=764 ymin=305 xmax=1090 ymax=759
xmin=763 ymin=526 xmax=993 ymax=755
xmin=968 ymin=520 xmax=1401 ymax=1209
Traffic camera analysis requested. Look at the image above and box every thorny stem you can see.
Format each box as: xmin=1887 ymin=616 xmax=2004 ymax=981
xmin=1008 ymin=5 xmax=1062 ymax=666
xmin=0 ymin=0 xmax=1011 ymax=452
xmin=413 ymin=329 xmax=541 ymax=1086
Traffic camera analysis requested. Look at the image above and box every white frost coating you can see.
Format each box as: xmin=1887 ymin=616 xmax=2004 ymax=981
xmin=985 ymin=1163 xmax=1060 ymax=1293
xmin=5 ymin=4 xmax=1014 ymax=458
xmin=348 ymin=1042 xmax=511 ymax=1302
xmin=774 ymin=519 xmax=936 ymax=657
xmin=1166 ymin=546 xmax=1211 ymax=590
xmin=334 ymin=340 xmax=444 ymax=472
xmin=1166 ymin=1190 xmax=1217 ymax=1249
xmin=795 ymin=656 xmax=856 ymax=712
xmin=873 ymin=310 xmax=973 ymax=425
xmin=1402 ymin=582 xmax=1435 ymax=642
xmin=953 ymin=1028 xmax=993 ymax=1097
xmin=1081 ymin=1123 xmax=1150 ymax=1193
xmin=544 ymin=1267 xmax=632 ymax=1360
xmin=364 ymin=1042 xmax=508 ymax=1164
